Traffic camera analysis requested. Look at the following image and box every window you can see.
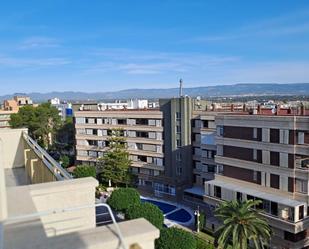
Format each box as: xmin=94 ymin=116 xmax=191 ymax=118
xmin=270 ymin=174 xmax=280 ymax=189
xmin=201 ymin=132 xmax=215 ymax=145
xmin=176 ymin=152 xmax=182 ymax=161
xmin=176 ymin=166 xmax=182 ymax=175
xmin=176 ymin=125 xmax=181 ymax=133
xmin=299 ymin=205 xmax=304 ymax=220
xmin=216 ymin=164 xmax=224 ymax=174
xmin=295 ymin=179 xmax=308 ymax=194
xmin=176 ymin=139 xmax=182 ymax=148
xmin=207 ymin=165 xmax=215 ymax=173
xmin=253 ymin=149 xmax=257 ymax=160
xmin=298 ymin=132 xmax=305 ymax=145
xmin=176 ymin=112 xmax=181 ymax=120
xmin=271 ymin=202 xmax=278 ymax=216
xmin=214 ymin=186 xmax=221 ymax=198
xmin=217 ymin=126 xmax=224 ymax=136
xmin=253 ymin=171 xmax=258 ymax=181
xmin=237 ymin=192 xmax=242 ymax=201
xmin=253 ymin=127 xmax=258 ymax=139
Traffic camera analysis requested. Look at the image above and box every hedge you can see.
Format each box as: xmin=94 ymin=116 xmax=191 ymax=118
xmin=155 ymin=227 xmax=197 ymax=249
xmin=107 ymin=188 xmax=140 ymax=212
xmin=125 ymin=202 xmax=164 ymax=229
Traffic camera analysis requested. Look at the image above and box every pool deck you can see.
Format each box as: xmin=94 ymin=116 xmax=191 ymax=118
xmin=141 ymin=196 xmax=194 ymax=227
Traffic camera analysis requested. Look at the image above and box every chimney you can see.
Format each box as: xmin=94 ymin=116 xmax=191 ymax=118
xmin=179 ymin=78 xmax=183 ymax=97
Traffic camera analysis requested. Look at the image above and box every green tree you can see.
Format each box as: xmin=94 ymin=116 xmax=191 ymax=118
xmin=55 ymin=117 xmax=75 ymax=153
xmin=199 ymin=211 xmax=206 ymax=231
xmin=60 ymin=155 xmax=70 ymax=168
xmin=9 ymin=103 xmax=61 ymax=148
xmin=125 ymin=202 xmax=164 ymax=229
xmin=195 ymin=236 xmax=214 ymax=249
xmin=155 ymin=227 xmax=197 ymax=249
xmin=215 ymin=200 xmax=271 ymax=249
xmin=73 ymin=165 xmax=96 ymax=178
xmin=97 ymin=128 xmax=132 ymax=186
xmin=107 ymin=188 xmax=140 ymax=212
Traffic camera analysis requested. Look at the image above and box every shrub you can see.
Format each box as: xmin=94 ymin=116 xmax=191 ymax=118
xmin=73 ymin=165 xmax=96 ymax=178
xmin=155 ymin=227 xmax=197 ymax=249
xmin=125 ymin=202 xmax=164 ymax=229
xmin=107 ymin=188 xmax=140 ymax=212
xmin=196 ymin=236 xmax=214 ymax=249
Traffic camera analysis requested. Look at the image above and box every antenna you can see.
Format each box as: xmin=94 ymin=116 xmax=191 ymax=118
xmin=179 ymin=78 xmax=183 ymax=97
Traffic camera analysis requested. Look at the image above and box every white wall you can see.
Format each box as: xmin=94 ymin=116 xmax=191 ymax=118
xmin=0 ymin=128 xmax=27 ymax=169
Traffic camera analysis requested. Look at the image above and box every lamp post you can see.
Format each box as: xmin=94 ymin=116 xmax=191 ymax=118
xmin=194 ymin=205 xmax=200 ymax=233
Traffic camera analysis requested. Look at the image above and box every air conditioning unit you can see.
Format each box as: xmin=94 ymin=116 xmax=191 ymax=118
xmin=296 ymin=158 xmax=309 ymax=168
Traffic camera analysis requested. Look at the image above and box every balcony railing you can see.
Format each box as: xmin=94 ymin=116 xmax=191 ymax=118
xmin=22 ymin=131 xmax=72 ymax=181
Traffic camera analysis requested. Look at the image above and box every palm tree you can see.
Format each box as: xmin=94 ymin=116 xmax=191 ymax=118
xmin=214 ymin=199 xmax=271 ymax=249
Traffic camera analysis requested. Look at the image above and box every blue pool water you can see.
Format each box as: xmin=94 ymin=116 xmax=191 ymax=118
xmin=141 ymin=198 xmax=192 ymax=224
xmin=141 ymin=199 xmax=176 ymax=214
xmin=166 ymin=208 xmax=192 ymax=223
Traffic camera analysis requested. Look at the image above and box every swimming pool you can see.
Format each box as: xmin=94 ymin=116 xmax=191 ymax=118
xmin=141 ymin=198 xmax=177 ymax=214
xmin=141 ymin=198 xmax=193 ymax=225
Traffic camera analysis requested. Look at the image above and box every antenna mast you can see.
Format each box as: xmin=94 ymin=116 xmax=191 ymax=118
xmin=179 ymin=78 xmax=183 ymax=97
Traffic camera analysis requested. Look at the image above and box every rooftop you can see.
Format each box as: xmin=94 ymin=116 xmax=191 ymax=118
xmin=0 ymin=128 xmax=159 ymax=249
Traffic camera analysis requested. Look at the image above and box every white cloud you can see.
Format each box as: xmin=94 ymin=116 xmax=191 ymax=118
xmin=84 ymin=48 xmax=240 ymax=75
xmin=187 ymin=9 xmax=309 ymax=43
xmin=0 ymin=56 xmax=71 ymax=67
xmin=18 ymin=36 xmax=60 ymax=50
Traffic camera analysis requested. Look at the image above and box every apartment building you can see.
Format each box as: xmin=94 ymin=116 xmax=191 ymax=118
xmin=0 ymin=128 xmax=159 ymax=249
xmin=0 ymin=110 xmax=16 ymax=128
xmin=74 ymin=97 xmax=209 ymax=201
xmin=3 ymin=96 xmax=33 ymax=111
xmin=204 ymin=110 xmax=309 ymax=249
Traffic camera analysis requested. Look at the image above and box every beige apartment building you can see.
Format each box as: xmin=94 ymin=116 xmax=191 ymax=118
xmin=74 ymin=109 xmax=165 ymax=188
xmin=204 ymin=110 xmax=309 ymax=249
xmin=0 ymin=110 xmax=16 ymax=128
xmin=0 ymin=128 xmax=159 ymax=249
xmin=74 ymin=97 xmax=211 ymax=201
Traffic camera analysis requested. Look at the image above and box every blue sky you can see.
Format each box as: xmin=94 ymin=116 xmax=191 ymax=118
xmin=1 ymin=0 xmax=309 ymax=94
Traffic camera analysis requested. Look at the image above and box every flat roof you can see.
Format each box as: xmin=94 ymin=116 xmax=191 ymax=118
xmin=208 ymin=179 xmax=305 ymax=207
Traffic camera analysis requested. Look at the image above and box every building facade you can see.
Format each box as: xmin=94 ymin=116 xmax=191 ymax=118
xmin=204 ymin=112 xmax=309 ymax=249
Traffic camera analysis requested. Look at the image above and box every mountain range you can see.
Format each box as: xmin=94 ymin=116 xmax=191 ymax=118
xmin=1 ymin=83 xmax=309 ymax=102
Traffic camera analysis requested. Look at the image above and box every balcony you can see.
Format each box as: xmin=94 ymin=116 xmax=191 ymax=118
xmin=0 ymin=128 xmax=159 ymax=249
xmin=204 ymin=175 xmax=308 ymax=234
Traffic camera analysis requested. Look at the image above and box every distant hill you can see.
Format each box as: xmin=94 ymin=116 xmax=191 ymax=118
xmin=1 ymin=83 xmax=309 ymax=102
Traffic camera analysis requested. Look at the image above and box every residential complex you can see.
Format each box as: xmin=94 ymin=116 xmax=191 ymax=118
xmin=74 ymin=97 xmax=208 ymax=201
xmin=205 ymin=111 xmax=309 ymax=249
xmin=74 ymin=98 xmax=309 ymax=248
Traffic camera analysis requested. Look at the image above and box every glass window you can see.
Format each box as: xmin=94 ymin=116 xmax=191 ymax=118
xmin=214 ymin=186 xmax=221 ymax=198
xmin=295 ymin=179 xmax=308 ymax=194
xmin=217 ymin=126 xmax=224 ymax=136
xmin=201 ymin=132 xmax=215 ymax=145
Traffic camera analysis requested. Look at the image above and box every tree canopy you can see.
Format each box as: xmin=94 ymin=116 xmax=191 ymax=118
xmin=125 ymin=202 xmax=164 ymax=229
xmin=215 ymin=199 xmax=271 ymax=249
xmin=155 ymin=227 xmax=197 ymax=249
xmin=107 ymin=188 xmax=140 ymax=212
xmin=9 ymin=103 xmax=61 ymax=148
xmin=97 ymin=128 xmax=132 ymax=186
xmin=73 ymin=165 xmax=96 ymax=178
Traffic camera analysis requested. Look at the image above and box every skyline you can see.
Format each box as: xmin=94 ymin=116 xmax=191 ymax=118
xmin=1 ymin=1 xmax=309 ymax=94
